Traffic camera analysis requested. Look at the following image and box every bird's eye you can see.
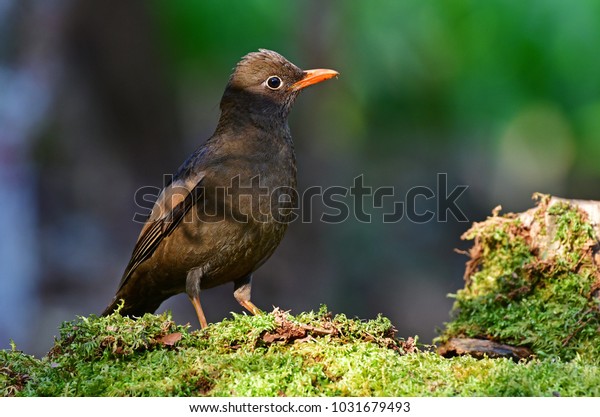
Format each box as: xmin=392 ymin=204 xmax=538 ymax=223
xmin=266 ymin=76 xmax=283 ymax=90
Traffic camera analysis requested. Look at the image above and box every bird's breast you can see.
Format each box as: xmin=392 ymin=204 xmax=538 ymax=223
xmin=205 ymin=132 xmax=297 ymax=225
xmin=150 ymin=128 xmax=297 ymax=288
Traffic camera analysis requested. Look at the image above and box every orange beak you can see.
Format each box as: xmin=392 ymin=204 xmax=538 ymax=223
xmin=290 ymin=68 xmax=339 ymax=91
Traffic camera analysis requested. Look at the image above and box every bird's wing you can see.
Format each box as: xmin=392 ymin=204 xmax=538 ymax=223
xmin=116 ymin=172 xmax=205 ymax=292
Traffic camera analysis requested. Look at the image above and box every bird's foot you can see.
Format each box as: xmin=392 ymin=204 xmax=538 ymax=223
xmin=240 ymin=300 xmax=262 ymax=316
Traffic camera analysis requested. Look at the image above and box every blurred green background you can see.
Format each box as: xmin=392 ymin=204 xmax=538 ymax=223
xmin=1 ymin=0 xmax=600 ymax=357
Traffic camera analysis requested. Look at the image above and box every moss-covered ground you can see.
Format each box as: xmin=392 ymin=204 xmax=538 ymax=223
xmin=2 ymin=196 xmax=600 ymax=397
xmin=1 ymin=307 xmax=599 ymax=397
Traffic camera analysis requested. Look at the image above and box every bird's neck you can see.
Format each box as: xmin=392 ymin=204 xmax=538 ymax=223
xmin=216 ymin=89 xmax=290 ymax=135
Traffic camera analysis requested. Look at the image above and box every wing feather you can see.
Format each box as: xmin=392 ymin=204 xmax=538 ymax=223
xmin=116 ymin=174 xmax=205 ymax=291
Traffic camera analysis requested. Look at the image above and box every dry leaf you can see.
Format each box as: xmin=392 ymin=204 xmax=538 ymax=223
xmin=157 ymin=332 xmax=182 ymax=346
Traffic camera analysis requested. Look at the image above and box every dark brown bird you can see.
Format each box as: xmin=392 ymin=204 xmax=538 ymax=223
xmin=102 ymin=49 xmax=338 ymax=328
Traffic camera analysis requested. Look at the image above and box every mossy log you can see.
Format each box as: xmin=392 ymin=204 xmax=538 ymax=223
xmin=439 ymin=194 xmax=600 ymax=362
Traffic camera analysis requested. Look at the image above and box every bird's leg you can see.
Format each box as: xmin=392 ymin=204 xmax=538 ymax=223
xmin=186 ymin=268 xmax=208 ymax=328
xmin=233 ymin=274 xmax=262 ymax=315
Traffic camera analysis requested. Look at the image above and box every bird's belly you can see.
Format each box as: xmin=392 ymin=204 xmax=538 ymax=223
xmin=153 ymin=213 xmax=288 ymax=291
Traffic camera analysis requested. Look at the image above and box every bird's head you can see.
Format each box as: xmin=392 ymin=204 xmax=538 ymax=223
xmin=220 ymin=49 xmax=338 ymax=122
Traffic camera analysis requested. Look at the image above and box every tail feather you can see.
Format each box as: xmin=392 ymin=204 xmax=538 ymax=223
xmin=101 ymin=294 xmax=162 ymax=318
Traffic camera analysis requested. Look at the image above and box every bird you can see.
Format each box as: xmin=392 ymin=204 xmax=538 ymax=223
xmin=102 ymin=49 xmax=338 ymax=328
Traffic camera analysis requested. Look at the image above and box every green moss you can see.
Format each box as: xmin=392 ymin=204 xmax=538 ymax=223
xmin=0 ymin=308 xmax=410 ymax=397
xmin=441 ymin=199 xmax=600 ymax=363
xmin=2 ymin=307 xmax=600 ymax=396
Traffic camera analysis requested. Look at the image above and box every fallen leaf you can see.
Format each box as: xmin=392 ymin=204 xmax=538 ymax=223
xmin=157 ymin=332 xmax=182 ymax=346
